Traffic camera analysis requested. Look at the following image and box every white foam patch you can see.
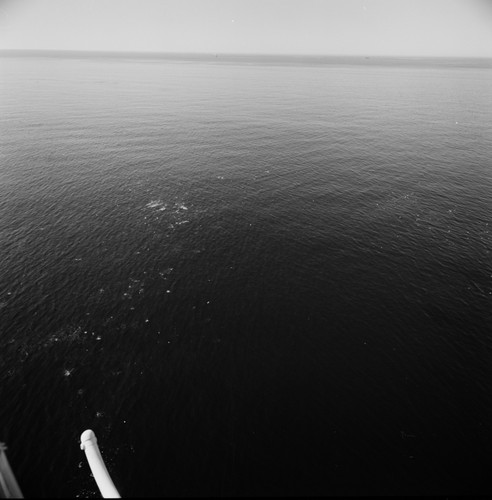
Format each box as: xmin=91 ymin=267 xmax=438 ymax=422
xmin=145 ymin=200 xmax=193 ymax=231
xmin=146 ymin=200 xmax=166 ymax=210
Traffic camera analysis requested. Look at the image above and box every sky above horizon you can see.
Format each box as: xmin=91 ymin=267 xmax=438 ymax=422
xmin=1 ymin=0 xmax=492 ymax=58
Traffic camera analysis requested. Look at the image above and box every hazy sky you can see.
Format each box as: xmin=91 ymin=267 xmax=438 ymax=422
xmin=1 ymin=0 xmax=492 ymax=57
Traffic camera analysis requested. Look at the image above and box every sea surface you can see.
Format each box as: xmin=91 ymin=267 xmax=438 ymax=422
xmin=1 ymin=52 xmax=492 ymax=497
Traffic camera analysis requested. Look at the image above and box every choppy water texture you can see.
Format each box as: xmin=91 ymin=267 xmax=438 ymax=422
xmin=1 ymin=53 xmax=492 ymax=496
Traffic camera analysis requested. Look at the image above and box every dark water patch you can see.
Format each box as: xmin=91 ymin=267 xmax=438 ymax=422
xmin=1 ymin=54 xmax=492 ymax=497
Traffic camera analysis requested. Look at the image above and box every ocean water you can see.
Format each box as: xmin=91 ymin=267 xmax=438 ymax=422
xmin=1 ymin=52 xmax=492 ymax=497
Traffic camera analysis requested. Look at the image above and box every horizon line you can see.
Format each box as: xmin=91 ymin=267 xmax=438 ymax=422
xmin=1 ymin=48 xmax=492 ymax=61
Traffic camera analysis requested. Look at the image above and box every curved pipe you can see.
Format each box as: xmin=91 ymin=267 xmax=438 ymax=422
xmin=80 ymin=430 xmax=120 ymax=498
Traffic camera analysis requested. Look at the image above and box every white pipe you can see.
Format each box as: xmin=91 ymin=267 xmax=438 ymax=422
xmin=80 ymin=430 xmax=121 ymax=498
